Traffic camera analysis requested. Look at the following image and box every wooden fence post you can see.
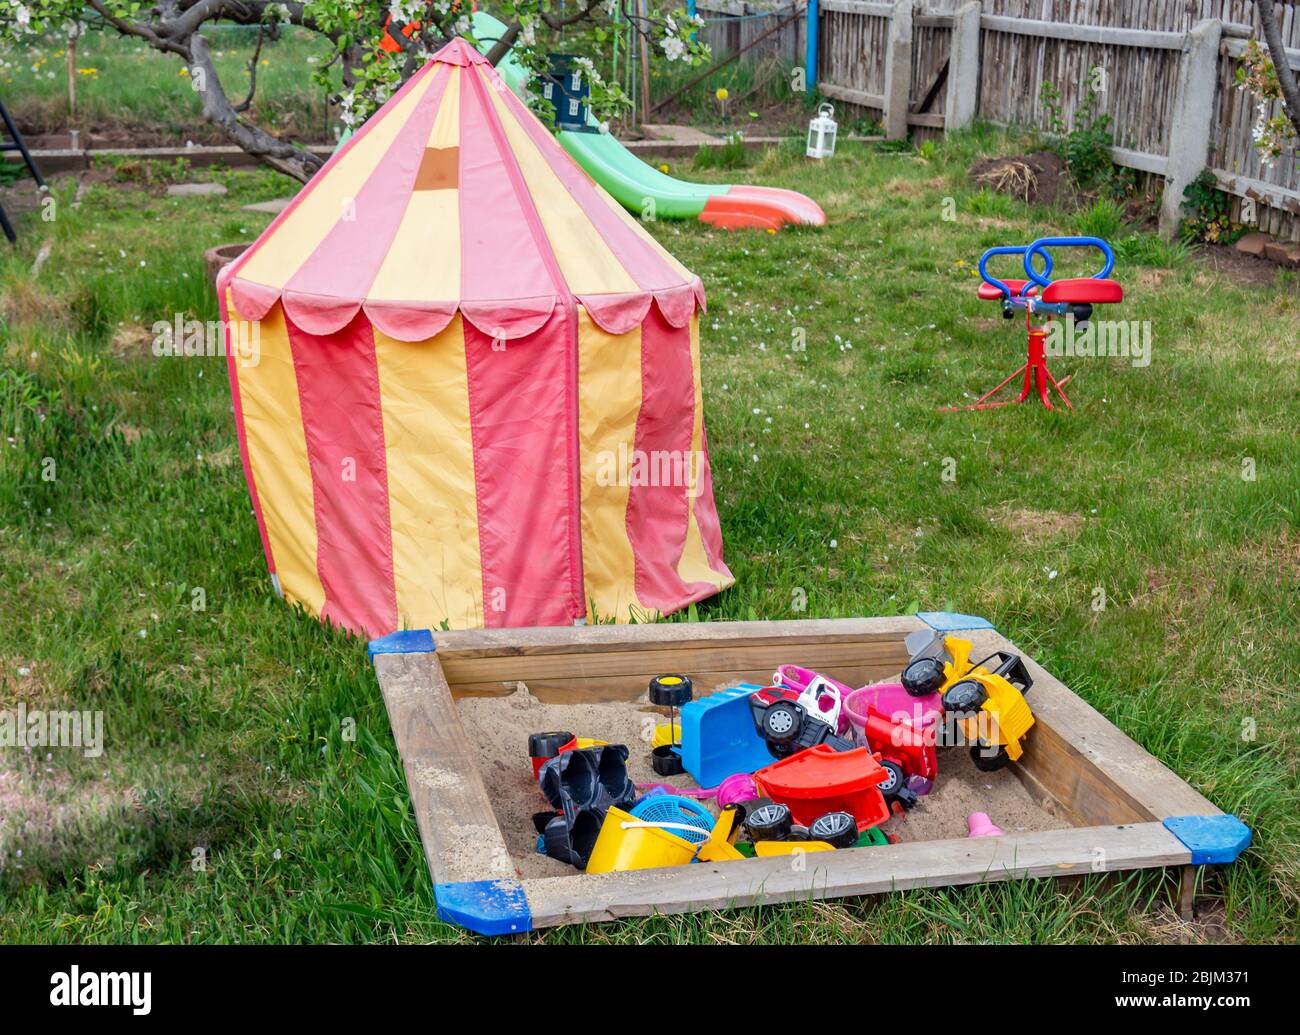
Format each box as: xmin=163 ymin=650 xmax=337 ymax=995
xmin=883 ymin=0 xmax=914 ymax=140
xmin=945 ymin=1 xmax=981 ymax=135
xmin=1159 ymin=18 xmax=1223 ymax=238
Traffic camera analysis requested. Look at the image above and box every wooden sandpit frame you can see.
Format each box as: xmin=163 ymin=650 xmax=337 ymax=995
xmin=368 ymin=613 xmax=1250 ymax=937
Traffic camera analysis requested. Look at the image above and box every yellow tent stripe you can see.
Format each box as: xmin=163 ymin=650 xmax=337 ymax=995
xmin=676 ymin=315 xmax=729 ymax=589
xmin=369 ymin=69 xmax=461 ymax=303
xmin=482 ymin=70 xmax=641 ymax=297
xmin=235 ymin=67 xmax=443 ymax=292
xmin=577 ymin=308 xmax=643 ymax=621
xmin=373 ymin=316 xmax=484 ymax=629
xmin=227 ymin=293 xmax=324 ymax=614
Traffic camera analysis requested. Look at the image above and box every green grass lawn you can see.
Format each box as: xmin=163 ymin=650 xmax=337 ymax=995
xmin=2 ymin=25 xmax=336 ymax=142
xmin=0 ymin=125 xmax=1297 ymax=944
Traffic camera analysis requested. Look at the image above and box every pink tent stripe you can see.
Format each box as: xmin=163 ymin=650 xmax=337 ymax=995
xmin=463 ymin=310 xmax=578 ymax=627
xmin=457 ymin=65 xmax=563 ymax=317
xmin=460 ymin=63 xmax=586 ymax=619
xmin=692 ymin=423 xmax=733 ymax=581
xmin=285 ymin=313 xmax=398 ymax=637
xmin=625 ymin=308 xmax=719 ymax=610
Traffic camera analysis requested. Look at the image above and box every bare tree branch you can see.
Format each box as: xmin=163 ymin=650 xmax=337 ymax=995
xmin=539 ymin=1 xmax=602 ymax=31
xmin=485 ymin=22 xmax=523 ymax=67
xmin=233 ymin=24 xmax=266 ymax=114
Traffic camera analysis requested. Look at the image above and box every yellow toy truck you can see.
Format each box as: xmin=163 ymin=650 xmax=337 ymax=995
xmin=901 ymin=631 xmax=1035 ymax=772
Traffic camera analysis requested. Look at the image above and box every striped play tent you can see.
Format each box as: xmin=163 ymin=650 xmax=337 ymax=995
xmin=218 ymin=38 xmax=733 ymax=638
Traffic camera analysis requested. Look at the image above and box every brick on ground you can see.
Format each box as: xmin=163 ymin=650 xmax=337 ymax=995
xmin=1235 ymin=231 xmax=1270 ymax=258
xmin=1263 ymin=240 xmax=1300 ymax=268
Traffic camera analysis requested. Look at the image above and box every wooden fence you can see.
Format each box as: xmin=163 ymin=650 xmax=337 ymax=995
xmin=694 ymin=2 xmax=808 ymax=66
xmin=812 ymin=0 xmax=1300 ymax=240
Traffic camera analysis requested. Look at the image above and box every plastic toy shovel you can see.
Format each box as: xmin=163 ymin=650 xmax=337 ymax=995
xmin=696 ymin=808 xmax=746 ymax=863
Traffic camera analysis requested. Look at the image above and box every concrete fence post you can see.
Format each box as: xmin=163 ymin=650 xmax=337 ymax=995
xmin=883 ymin=0 xmax=915 ymax=140
xmin=945 ymin=2 xmax=982 ymax=135
xmin=1159 ymin=18 xmax=1223 ymax=238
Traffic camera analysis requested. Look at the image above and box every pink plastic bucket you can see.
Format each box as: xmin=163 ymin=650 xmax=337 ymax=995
xmin=843 ymin=682 xmax=942 ymax=742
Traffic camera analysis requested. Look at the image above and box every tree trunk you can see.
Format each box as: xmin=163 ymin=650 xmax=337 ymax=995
xmin=1258 ymin=0 xmax=1300 ymax=140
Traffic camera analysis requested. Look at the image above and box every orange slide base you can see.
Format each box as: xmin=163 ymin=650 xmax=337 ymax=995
xmin=699 ymin=185 xmax=828 ymax=231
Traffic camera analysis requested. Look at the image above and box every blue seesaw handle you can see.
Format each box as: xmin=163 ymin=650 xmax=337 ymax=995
xmin=978 ymin=245 xmax=1053 ymax=300
xmin=1024 ymin=236 xmax=1115 ymax=288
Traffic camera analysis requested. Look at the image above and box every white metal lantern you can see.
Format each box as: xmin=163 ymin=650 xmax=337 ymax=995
xmin=806 ymin=102 xmax=837 ymax=159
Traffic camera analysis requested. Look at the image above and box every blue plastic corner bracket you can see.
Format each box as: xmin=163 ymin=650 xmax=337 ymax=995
xmin=367 ymin=628 xmax=436 ymax=659
xmin=1162 ymin=814 xmax=1252 ymax=865
xmin=435 ymin=878 xmax=532 ymax=936
xmin=916 ymin=611 xmax=996 ymax=633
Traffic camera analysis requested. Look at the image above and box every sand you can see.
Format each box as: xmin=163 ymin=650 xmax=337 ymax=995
xmin=457 ymin=682 xmax=1068 ymax=879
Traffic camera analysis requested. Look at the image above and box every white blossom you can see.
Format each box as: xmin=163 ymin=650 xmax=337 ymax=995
xmin=661 ymin=35 xmax=686 ymax=62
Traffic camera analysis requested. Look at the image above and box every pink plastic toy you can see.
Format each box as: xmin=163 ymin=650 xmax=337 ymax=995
xmin=967 ymin=812 xmax=1005 ymax=838
xmin=715 ymin=773 xmax=758 ymax=808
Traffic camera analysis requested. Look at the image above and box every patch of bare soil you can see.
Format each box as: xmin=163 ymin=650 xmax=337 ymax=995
xmin=0 ymin=761 xmax=129 ymax=878
xmin=0 ymin=658 xmax=46 ymax=701
xmin=1195 ymin=243 xmax=1294 ymax=289
xmin=1140 ymin=898 xmax=1238 ymax=944
xmin=886 ymin=175 xmax=950 ymax=198
xmin=969 ymin=151 xmax=1072 ymax=207
xmin=111 ymin=324 xmax=158 ymax=360
xmin=0 ymin=281 xmax=68 ymax=330
xmin=1136 ymin=268 xmax=1174 ymax=290
xmin=992 ymin=506 xmax=1084 ymax=543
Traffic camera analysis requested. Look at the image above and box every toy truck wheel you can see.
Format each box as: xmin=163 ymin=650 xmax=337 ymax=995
xmin=942 ymin=680 xmax=988 ymax=717
xmin=733 ymin=796 xmax=774 ymax=829
xmin=809 ymin=811 xmax=859 ymax=849
xmin=744 ymin=802 xmax=793 ymax=842
xmin=649 ymin=674 xmax=693 ymax=707
xmin=876 ymin=759 xmax=905 ymax=798
xmin=762 ymin=701 xmax=803 ymax=745
xmin=902 ymin=657 xmax=947 ymax=698
xmin=970 ymin=744 xmax=1011 ymax=772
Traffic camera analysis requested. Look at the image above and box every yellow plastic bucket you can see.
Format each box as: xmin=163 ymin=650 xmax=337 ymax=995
xmin=586 ymin=807 xmax=701 ymax=873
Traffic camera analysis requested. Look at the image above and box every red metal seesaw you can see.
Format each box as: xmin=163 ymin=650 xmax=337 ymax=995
xmin=942 ymin=237 xmax=1124 ymax=414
